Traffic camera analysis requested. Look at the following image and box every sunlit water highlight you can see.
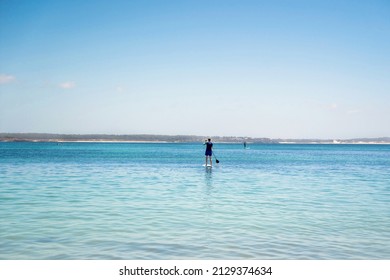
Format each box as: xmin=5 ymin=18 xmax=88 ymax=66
xmin=1 ymin=142 xmax=389 ymax=259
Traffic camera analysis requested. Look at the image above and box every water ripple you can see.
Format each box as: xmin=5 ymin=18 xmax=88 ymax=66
xmin=1 ymin=143 xmax=389 ymax=259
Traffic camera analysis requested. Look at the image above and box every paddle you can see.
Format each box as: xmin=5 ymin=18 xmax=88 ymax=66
xmin=213 ymin=151 xmax=220 ymax=164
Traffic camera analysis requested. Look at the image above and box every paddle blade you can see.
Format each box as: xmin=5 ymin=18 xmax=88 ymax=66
xmin=216 ymin=159 xmax=220 ymax=164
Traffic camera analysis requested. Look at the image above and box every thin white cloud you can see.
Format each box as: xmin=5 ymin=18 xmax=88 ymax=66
xmin=347 ymin=109 xmax=360 ymax=115
xmin=59 ymin=81 xmax=76 ymax=89
xmin=116 ymin=86 xmax=125 ymax=93
xmin=321 ymin=103 xmax=338 ymax=111
xmin=0 ymin=74 xmax=16 ymax=84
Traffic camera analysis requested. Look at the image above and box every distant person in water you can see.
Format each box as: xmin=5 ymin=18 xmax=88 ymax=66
xmin=244 ymin=141 xmax=247 ymax=149
xmin=204 ymin=138 xmax=213 ymax=166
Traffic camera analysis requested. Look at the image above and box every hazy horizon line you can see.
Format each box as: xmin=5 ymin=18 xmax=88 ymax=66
xmin=1 ymin=132 xmax=389 ymax=141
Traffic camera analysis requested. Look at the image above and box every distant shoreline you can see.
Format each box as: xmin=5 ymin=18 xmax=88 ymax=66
xmin=1 ymin=133 xmax=390 ymax=144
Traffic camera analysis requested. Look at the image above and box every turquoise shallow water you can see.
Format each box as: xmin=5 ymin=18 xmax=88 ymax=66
xmin=0 ymin=142 xmax=389 ymax=259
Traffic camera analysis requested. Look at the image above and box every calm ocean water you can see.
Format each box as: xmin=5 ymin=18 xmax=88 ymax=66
xmin=1 ymin=142 xmax=389 ymax=259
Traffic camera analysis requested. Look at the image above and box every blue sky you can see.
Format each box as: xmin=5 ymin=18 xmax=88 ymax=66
xmin=1 ymin=0 xmax=389 ymax=138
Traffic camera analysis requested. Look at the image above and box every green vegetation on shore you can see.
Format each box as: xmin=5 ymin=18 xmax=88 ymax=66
xmin=1 ymin=133 xmax=389 ymax=144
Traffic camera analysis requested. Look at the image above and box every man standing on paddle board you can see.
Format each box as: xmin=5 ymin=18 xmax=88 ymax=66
xmin=204 ymin=138 xmax=213 ymax=167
